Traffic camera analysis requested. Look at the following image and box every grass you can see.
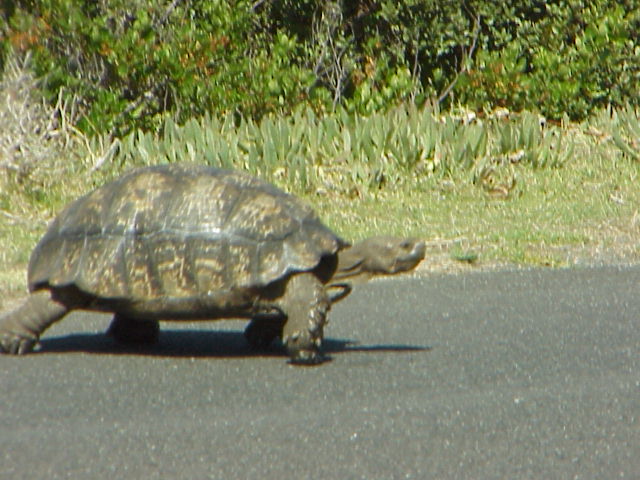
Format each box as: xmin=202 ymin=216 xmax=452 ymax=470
xmin=311 ymin=157 xmax=639 ymax=268
xmin=1 ymin=61 xmax=639 ymax=305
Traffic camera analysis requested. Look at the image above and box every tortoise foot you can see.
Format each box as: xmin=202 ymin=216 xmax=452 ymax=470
xmin=107 ymin=315 xmax=159 ymax=345
xmin=278 ymin=272 xmax=329 ymax=366
xmin=0 ymin=332 xmax=38 ymax=355
xmin=284 ymin=332 xmax=325 ymax=365
xmin=0 ymin=290 xmax=69 ymax=355
xmin=287 ymin=348 xmax=326 ymax=366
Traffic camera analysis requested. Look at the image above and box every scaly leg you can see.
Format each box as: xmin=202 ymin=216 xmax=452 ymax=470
xmin=244 ymin=314 xmax=286 ymax=349
xmin=0 ymin=289 xmax=70 ymax=354
xmin=107 ymin=315 xmax=160 ymax=345
xmin=278 ymin=273 xmax=330 ymax=365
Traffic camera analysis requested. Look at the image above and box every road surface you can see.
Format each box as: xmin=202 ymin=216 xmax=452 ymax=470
xmin=1 ymin=266 xmax=639 ymax=479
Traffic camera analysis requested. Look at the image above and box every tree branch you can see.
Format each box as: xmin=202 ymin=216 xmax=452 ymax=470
xmin=155 ymin=0 xmax=184 ymax=29
xmin=437 ymin=14 xmax=480 ymax=105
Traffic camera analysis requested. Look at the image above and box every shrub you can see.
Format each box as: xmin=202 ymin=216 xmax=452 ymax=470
xmin=2 ymin=0 xmax=639 ymax=134
xmin=457 ymin=2 xmax=640 ymax=119
xmin=2 ymin=0 xmax=313 ymax=135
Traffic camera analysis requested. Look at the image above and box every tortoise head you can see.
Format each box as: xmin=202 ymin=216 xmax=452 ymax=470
xmin=333 ymin=236 xmax=426 ymax=282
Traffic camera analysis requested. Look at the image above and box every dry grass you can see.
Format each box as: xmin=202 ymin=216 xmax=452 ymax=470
xmin=0 ymin=55 xmax=94 ymax=304
xmin=0 ymin=54 xmax=84 ymax=177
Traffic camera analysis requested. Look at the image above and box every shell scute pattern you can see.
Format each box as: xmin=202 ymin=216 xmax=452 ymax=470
xmin=27 ymin=164 xmax=343 ymax=303
xmin=104 ymin=170 xmax=180 ymax=235
xmin=189 ymin=238 xmax=227 ymax=293
xmin=160 ymin=173 xmax=235 ymax=234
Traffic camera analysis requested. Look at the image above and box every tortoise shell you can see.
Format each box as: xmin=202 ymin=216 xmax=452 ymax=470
xmin=28 ymin=164 xmax=344 ymax=305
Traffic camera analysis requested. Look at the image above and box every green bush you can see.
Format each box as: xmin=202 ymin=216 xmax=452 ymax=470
xmin=2 ymin=0 xmax=314 ymax=135
xmin=2 ymin=0 xmax=639 ymax=135
xmin=457 ymin=2 xmax=640 ymax=119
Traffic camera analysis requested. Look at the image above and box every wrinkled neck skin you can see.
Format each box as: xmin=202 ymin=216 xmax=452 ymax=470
xmin=332 ymin=252 xmax=374 ymax=283
xmin=332 ymin=236 xmax=426 ymax=284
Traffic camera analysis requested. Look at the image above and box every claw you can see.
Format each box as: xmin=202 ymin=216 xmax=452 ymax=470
xmin=288 ymin=349 xmax=325 ymax=366
xmin=0 ymin=334 xmax=38 ymax=355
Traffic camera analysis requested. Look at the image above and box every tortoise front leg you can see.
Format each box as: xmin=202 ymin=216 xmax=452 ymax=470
xmin=0 ymin=289 xmax=69 ymax=354
xmin=244 ymin=314 xmax=286 ymax=349
xmin=278 ymin=272 xmax=330 ymax=365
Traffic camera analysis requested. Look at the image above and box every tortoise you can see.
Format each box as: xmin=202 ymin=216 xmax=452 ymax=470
xmin=0 ymin=164 xmax=425 ymax=364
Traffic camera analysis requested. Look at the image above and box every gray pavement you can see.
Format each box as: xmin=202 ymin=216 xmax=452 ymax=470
xmin=1 ymin=266 xmax=639 ymax=479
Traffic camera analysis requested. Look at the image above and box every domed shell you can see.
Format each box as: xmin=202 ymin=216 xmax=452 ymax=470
xmin=28 ymin=164 xmax=345 ymax=302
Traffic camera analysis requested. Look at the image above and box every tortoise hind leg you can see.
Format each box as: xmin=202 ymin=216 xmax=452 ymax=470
xmin=0 ymin=289 xmax=70 ymax=354
xmin=107 ymin=315 xmax=160 ymax=345
xmin=278 ymin=272 xmax=330 ymax=365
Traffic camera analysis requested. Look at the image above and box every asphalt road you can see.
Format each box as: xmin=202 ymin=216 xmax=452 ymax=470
xmin=1 ymin=266 xmax=639 ymax=479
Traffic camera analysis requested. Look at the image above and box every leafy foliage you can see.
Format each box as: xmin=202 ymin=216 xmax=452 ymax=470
xmin=457 ymin=3 xmax=640 ymax=119
xmin=2 ymin=0 xmax=313 ymax=135
xmin=108 ymin=104 xmax=574 ymax=198
xmin=2 ymin=0 xmax=639 ymax=134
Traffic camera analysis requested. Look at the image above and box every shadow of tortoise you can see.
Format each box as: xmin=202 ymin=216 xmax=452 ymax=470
xmin=36 ymin=329 xmax=430 ymax=360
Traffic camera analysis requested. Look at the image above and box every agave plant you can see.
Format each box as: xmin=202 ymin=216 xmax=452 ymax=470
xmin=107 ymin=104 xmax=575 ymax=194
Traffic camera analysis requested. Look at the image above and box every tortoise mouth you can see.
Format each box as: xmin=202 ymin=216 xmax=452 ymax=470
xmin=391 ymin=241 xmax=426 ymax=272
